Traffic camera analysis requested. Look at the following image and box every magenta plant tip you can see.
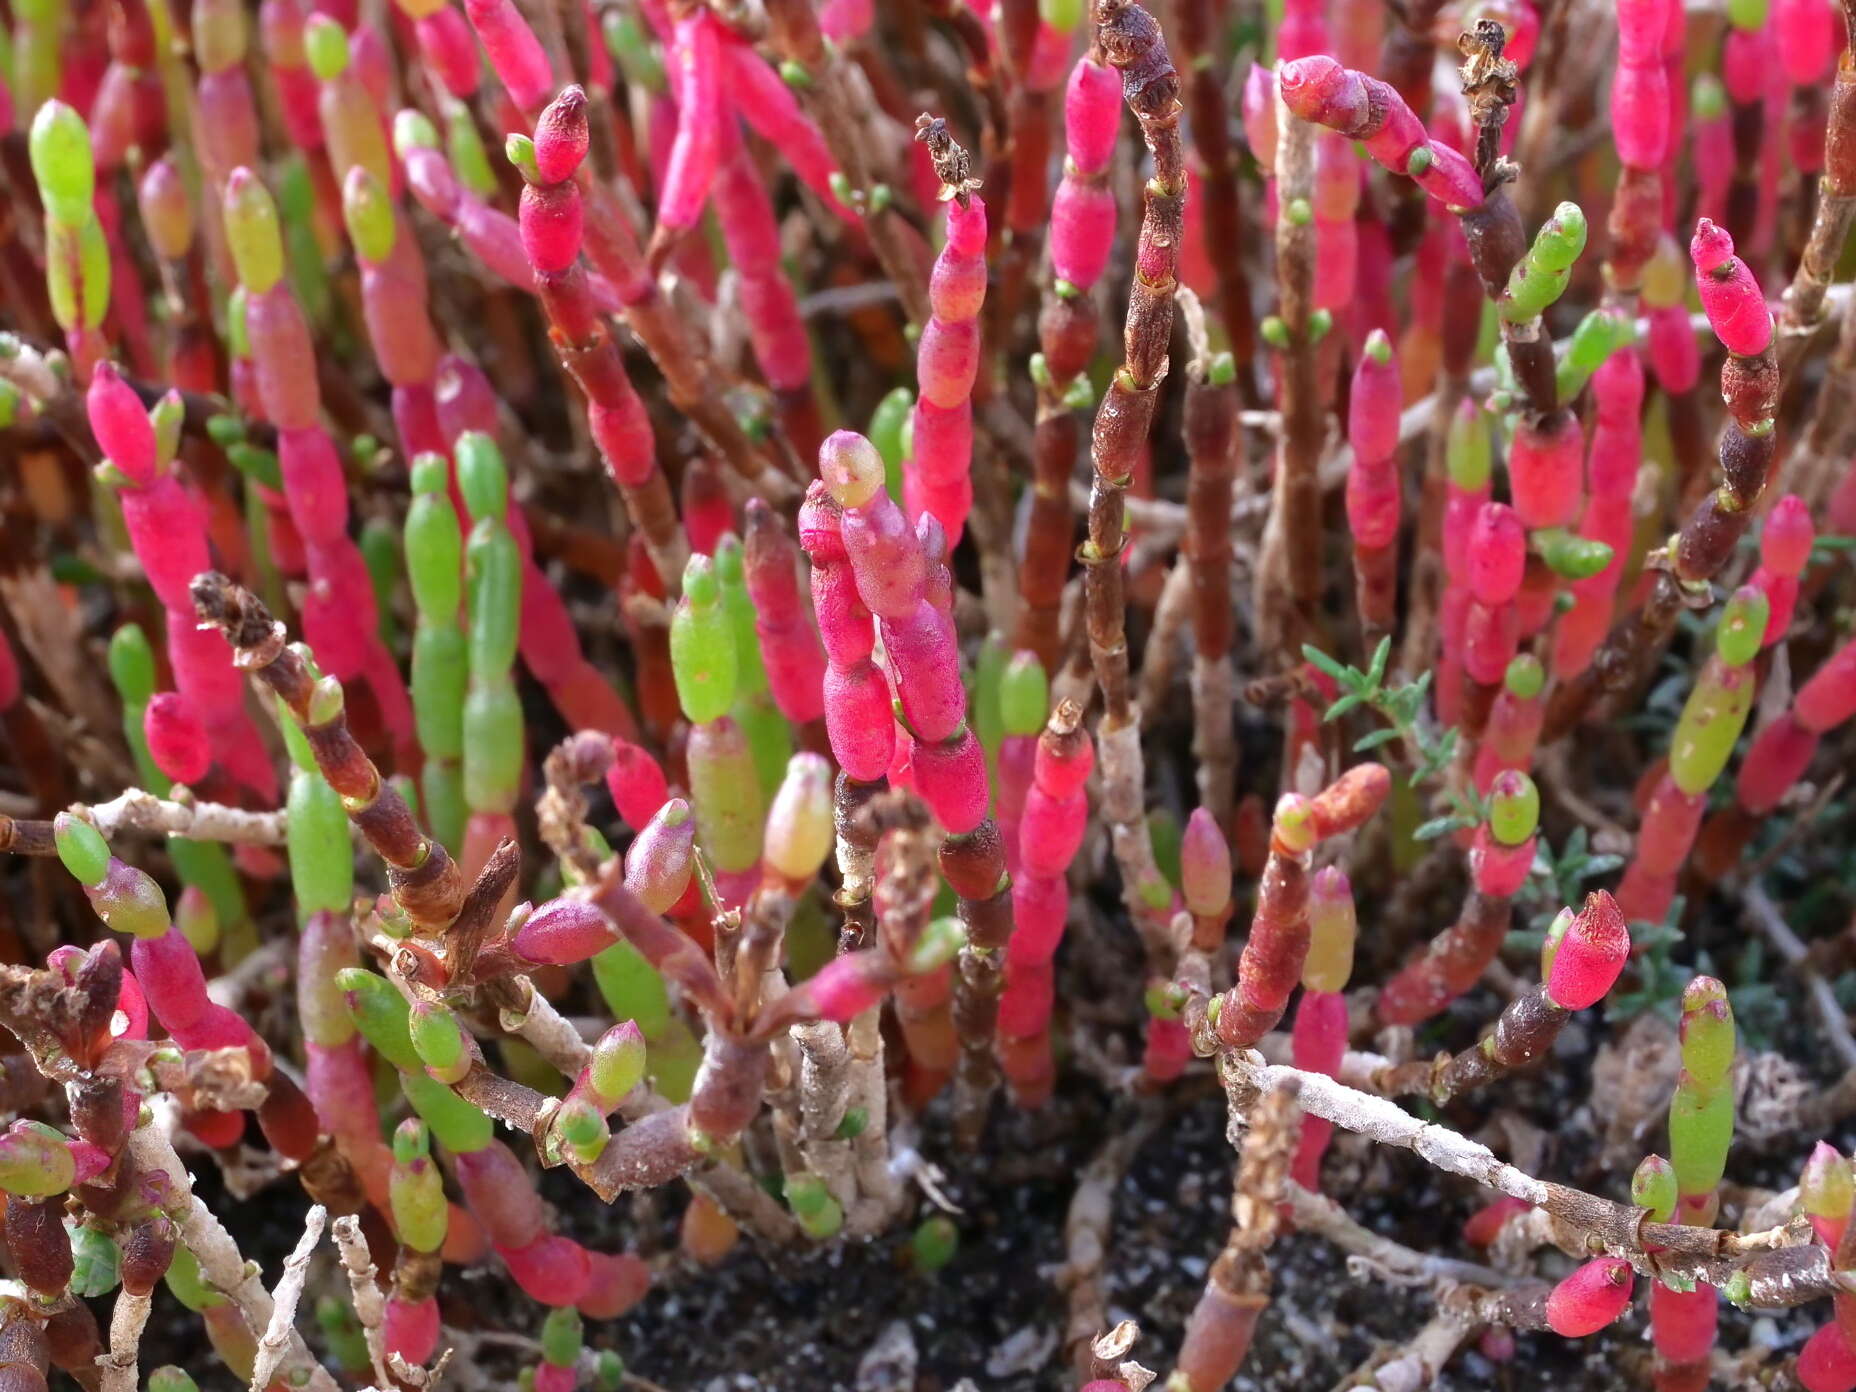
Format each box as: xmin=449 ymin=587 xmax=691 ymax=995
xmin=1546 ymin=1257 xmax=1634 ymax=1337
xmin=1691 ymin=218 xmax=1773 ymax=358
xmin=1545 ymin=891 xmax=1630 ymax=1010
xmin=87 ymin=361 xmax=158 ymax=485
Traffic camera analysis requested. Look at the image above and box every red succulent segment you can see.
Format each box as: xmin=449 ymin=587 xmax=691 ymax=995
xmin=1547 ymin=1258 xmax=1635 ymax=1337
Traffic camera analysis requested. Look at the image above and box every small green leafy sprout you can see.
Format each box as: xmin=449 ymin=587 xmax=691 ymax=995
xmin=1303 ymin=638 xmax=1472 ymax=835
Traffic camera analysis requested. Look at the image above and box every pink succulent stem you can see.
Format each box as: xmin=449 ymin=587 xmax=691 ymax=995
xmin=742 ymin=499 xmax=828 ymax=725
xmin=1216 ymin=767 xmax=1390 ymax=1049
xmin=819 ymin=431 xmax=986 ymax=832
xmin=1289 ymin=988 xmax=1346 ymax=1188
xmin=1733 ymin=631 xmax=1856 ymax=817
xmin=719 ymin=35 xmax=855 ymax=223
xmin=462 ymin=0 xmax=554 ymax=113
xmin=397 ymin=138 xmax=626 ymax=312
xmin=1277 ymin=0 xmax=1331 ymax=63
xmin=711 ymin=118 xmax=821 ymax=451
xmin=1547 ymin=1258 xmax=1635 ymax=1336
xmin=1312 ymin=134 xmax=1359 ymax=313
xmin=657 ymin=9 xmax=724 ymax=234
xmin=1000 ymin=702 xmax=1092 ymax=1107
xmin=234 ymin=173 xmax=412 ymax=744
xmin=1052 ymin=54 xmax=1122 ymax=293
xmin=1555 ymin=347 xmax=1645 ymax=679
xmin=1460 ymin=501 xmax=1525 ymax=693
xmin=798 ymin=483 xmax=893 ymax=782
xmin=1747 ymin=494 xmax=1814 ymax=647
xmin=1345 ymin=329 xmax=1400 ymax=640
xmin=88 ymin=364 xmax=276 ymax=800
xmin=908 ymin=193 xmax=988 ymax=545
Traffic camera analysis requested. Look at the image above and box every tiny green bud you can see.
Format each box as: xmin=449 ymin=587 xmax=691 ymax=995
xmin=905 ymin=917 xmax=966 ymax=975
xmin=303 ymin=14 xmax=349 ymax=80
xmin=998 ymin=651 xmax=1049 ymax=737
xmin=410 ymin=453 xmax=449 ymax=498
xmin=1678 ymin=976 xmax=1735 ymax=1088
xmin=1630 ymin=1154 xmax=1677 ymax=1222
xmin=307 ymin=673 xmax=346 ymax=727
xmin=553 ymin=1095 xmax=609 ymax=1163
xmin=0 ymin=1119 xmax=77 ymax=1196
xmin=1532 ymin=527 xmax=1614 ymax=579
xmin=1486 ymin=771 xmax=1539 ymax=846
xmin=342 ymin=166 xmax=397 ymax=265
xmin=149 ymin=391 xmax=184 ymax=468
xmin=223 ymin=170 xmax=285 ymax=295
xmin=1801 ymin=1142 xmax=1853 ymax=1227
xmin=176 ymin=884 xmax=220 ymax=954
xmin=1534 ymin=202 xmax=1589 ymax=272
xmin=910 ymin=1215 xmax=959 ymax=1272
xmin=108 ymin=624 xmax=158 ymax=707
xmin=409 ymin=1001 xmax=470 ymax=1083
xmin=589 ymin=1020 xmax=648 ymax=1103
xmin=455 ymin=431 xmax=509 ymax=520
xmin=1143 ymin=979 xmax=1184 ymax=1019
xmin=504 ymin=133 xmax=541 ymax=183
xmin=540 ymin=1308 xmax=583 ymax=1368
xmin=70 ymin=1224 xmax=122 ymax=1297
xmin=1715 ymin=585 xmax=1769 ymax=666
xmin=164 ymin=1246 xmax=224 ymax=1312
xmin=782 ymin=1172 xmax=844 ymax=1239
xmin=1260 ymin=315 xmax=1290 ymax=349
xmin=54 ymin=812 xmax=111 ymax=886
xmin=1539 ymin=906 xmax=1574 ymax=981
xmin=394 ymin=109 xmax=441 ymax=156
xmin=1285 ymin=196 xmax=1313 ymax=226
xmin=392 ymin=1118 xmax=431 ymax=1166
xmin=1504 ymin=654 xmax=1545 ymax=700
xmin=28 ymin=101 xmax=95 ymax=226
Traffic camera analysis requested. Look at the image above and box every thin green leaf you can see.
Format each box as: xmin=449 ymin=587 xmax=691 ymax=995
xmin=1414 ymin=814 xmax=1474 ymax=842
xmin=1324 ymin=692 xmax=1366 ymax=723
xmin=1366 ymin=636 xmax=1391 ymax=689
xmin=1301 ymin=645 xmax=1350 ymax=684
